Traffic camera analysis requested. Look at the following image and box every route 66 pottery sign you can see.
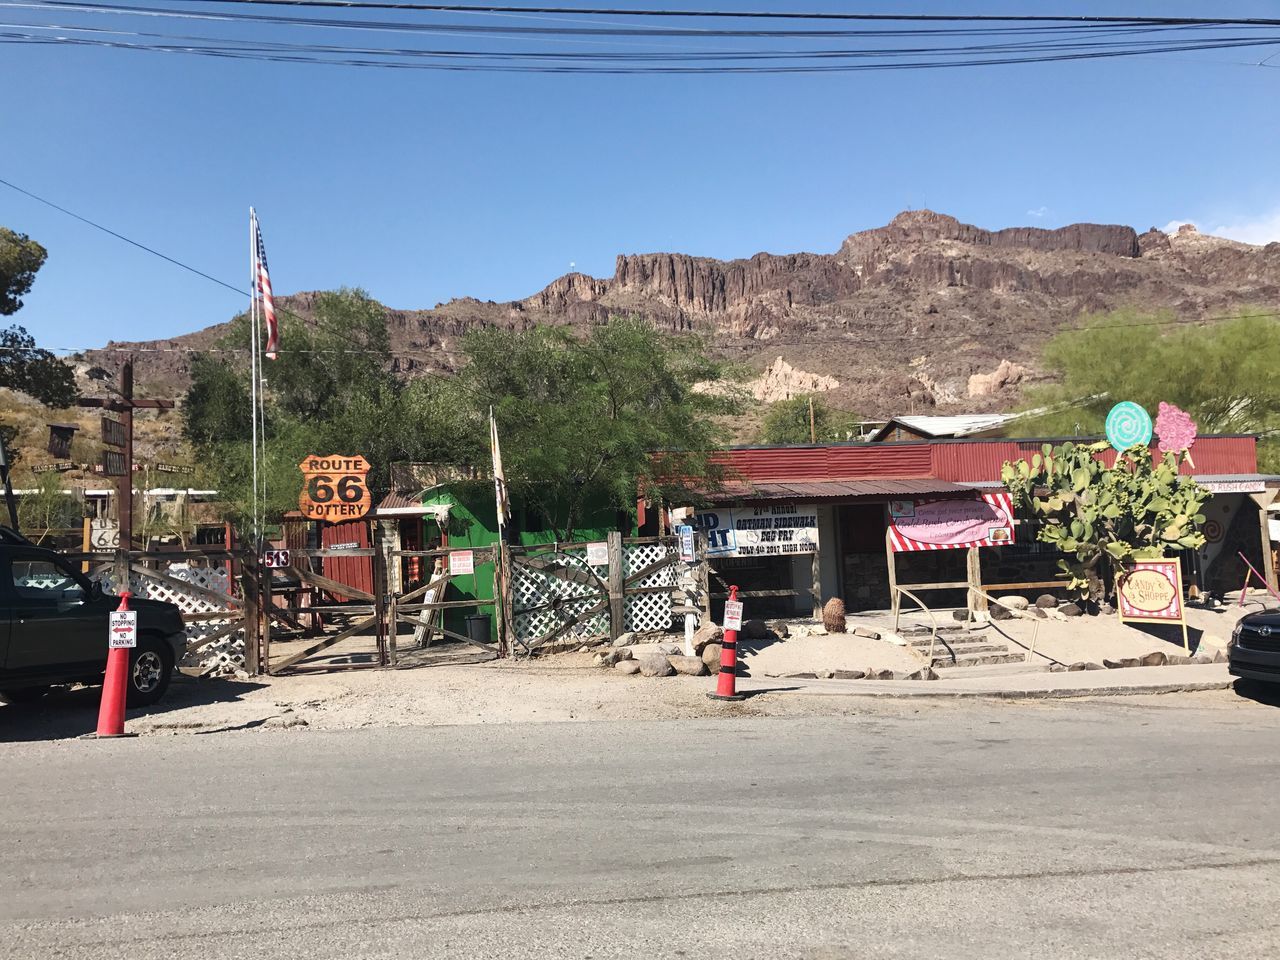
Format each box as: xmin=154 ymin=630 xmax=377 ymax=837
xmin=298 ymin=454 xmax=372 ymax=522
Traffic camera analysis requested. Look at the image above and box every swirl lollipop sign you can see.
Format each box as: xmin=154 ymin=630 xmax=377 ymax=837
xmin=1105 ymin=401 xmax=1153 ymax=452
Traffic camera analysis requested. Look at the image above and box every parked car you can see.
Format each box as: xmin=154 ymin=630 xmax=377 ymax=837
xmin=0 ymin=530 xmax=186 ymax=706
xmin=1229 ymin=608 xmax=1280 ymax=684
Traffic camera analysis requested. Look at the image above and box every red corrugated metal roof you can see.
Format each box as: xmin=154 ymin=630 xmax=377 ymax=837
xmin=706 ymin=477 xmax=972 ymax=502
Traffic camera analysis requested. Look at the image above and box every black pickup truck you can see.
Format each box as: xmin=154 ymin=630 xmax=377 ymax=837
xmin=0 ymin=529 xmax=186 ymax=706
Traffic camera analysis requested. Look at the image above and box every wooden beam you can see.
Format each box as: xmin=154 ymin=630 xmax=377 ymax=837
xmin=1250 ymin=491 xmax=1278 ymax=593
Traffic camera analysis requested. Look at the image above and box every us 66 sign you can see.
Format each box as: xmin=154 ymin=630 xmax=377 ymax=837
xmin=299 ymin=454 xmax=372 ymax=522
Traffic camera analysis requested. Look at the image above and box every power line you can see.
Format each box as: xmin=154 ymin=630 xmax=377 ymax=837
xmin=53 ymin=2 xmax=1280 ymax=27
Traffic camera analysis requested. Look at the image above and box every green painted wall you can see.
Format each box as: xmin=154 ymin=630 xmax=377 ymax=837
xmin=420 ymin=485 xmax=633 ymax=641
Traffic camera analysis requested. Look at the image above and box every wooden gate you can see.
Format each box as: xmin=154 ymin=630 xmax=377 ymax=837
xmin=385 ymin=546 xmax=501 ymax=662
xmin=508 ymin=534 xmax=681 ymax=653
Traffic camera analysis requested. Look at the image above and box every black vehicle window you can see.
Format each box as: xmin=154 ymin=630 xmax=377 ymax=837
xmin=10 ymin=559 xmax=87 ymax=605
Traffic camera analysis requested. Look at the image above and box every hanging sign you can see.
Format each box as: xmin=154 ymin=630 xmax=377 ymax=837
xmin=693 ymin=504 xmax=819 ymax=558
xmin=1116 ymin=558 xmax=1189 ymax=650
xmin=677 ymin=524 xmax=696 ymax=562
xmin=449 ymin=550 xmax=475 ymax=576
xmin=586 ymin=541 xmax=609 ymax=566
xmin=101 ymin=416 xmax=126 ymax=449
xmin=108 ymin=609 xmax=137 ymax=649
xmin=298 ymin=454 xmax=372 ymax=522
xmin=887 ymin=492 xmax=1015 ymax=552
xmin=1105 ymin=401 xmax=1153 ymax=452
xmin=101 ymin=450 xmax=126 ymax=477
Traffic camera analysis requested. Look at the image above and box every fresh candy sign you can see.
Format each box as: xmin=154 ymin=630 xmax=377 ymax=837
xmin=887 ymin=493 xmax=1016 ymax=552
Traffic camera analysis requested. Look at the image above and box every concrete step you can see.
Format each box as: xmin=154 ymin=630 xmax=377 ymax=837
xmin=933 ymin=660 xmax=1050 ymax=680
xmin=908 ymin=641 xmax=1009 ymax=655
xmin=929 ymin=652 xmax=1028 ymax=669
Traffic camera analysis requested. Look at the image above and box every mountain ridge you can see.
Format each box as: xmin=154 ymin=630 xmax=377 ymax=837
xmin=84 ymin=210 xmax=1280 ymax=416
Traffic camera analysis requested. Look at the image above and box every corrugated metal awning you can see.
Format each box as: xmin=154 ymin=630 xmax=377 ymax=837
xmin=705 ymin=477 xmax=975 ymax=502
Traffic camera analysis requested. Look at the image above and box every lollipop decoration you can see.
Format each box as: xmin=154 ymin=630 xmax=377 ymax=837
xmin=1155 ymin=401 xmax=1197 ymax=468
xmin=1105 ymin=401 xmax=1153 ymax=453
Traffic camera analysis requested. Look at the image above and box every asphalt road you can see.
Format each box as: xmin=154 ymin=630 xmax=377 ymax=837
xmin=3 ymin=696 xmax=1279 ymax=959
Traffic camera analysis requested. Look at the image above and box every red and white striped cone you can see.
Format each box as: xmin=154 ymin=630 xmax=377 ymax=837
xmin=708 ymin=585 xmax=746 ymax=702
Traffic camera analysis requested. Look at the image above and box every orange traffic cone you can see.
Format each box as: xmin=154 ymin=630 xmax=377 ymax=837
xmin=708 ymin=585 xmax=746 ymax=702
xmin=95 ymin=591 xmax=133 ymax=738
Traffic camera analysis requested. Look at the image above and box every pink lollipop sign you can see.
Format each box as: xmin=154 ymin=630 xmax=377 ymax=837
xmin=1155 ymin=402 xmax=1197 ymax=466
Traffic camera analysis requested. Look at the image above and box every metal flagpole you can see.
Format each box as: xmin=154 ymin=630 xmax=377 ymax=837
xmin=249 ymin=208 xmax=261 ymax=549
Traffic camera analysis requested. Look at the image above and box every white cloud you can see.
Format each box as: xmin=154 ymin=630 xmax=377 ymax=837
xmin=1162 ymin=209 xmax=1280 ymax=246
xmin=1026 ymin=206 xmax=1048 ymax=218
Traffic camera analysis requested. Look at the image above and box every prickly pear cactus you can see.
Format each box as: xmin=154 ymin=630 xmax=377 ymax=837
xmin=1001 ymin=440 xmax=1207 ymax=600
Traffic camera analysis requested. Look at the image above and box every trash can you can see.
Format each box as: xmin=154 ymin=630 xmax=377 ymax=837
xmin=465 ymin=614 xmax=492 ymax=646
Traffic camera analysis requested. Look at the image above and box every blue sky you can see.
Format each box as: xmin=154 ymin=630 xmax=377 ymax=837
xmin=3 ymin=1 xmax=1279 ymax=352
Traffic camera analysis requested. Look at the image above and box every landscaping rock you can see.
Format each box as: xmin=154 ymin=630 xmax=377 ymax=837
xmin=1213 ymin=648 xmax=1229 ymax=664
xmin=1191 ymin=654 xmax=1214 ymax=665
xmin=1166 ymin=654 xmax=1195 ymax=665
xmin=667 ymin=655 xmax=706 ymax=676
xmin=951 ymin=609 xmax=969 ymax=622
xmin=1033 ymin=607 xmax=1048 ymax=619
xmin=691 ymin=623 xmax=723 ymax=652
xmin=614 ymin=660 xmax=641 ymax=675
xmin=1140 ymin=651 xmax=1168 ymax=667
xmin=611 ymin=631 xmax=637 ymax=648
xmin=741 ymin=619 xmax=773 ymax=640
xmin=701 ymin=643 xmax=723 ymax=672
xmin=1001 ymin=596 xmax=1030 ymax=611
xmin=594 ymin=649 xmax=634 ymax=667
xmin=852 ymin=626 xmax=881 ymax=640
xmin=989 ymin=603 xmax=1013 ymax=622
xmin=786 ymin=672 xmax=818 ymax=679
xmin=1103 ymin=657 xmax=1141 ymax=669
xmin=1059 ymin=602 xmax=1083 ymax=617
xmin=866 ymin=669 xmax=897 ymax=680
xmin=1036 ymin=594 xmax=1059 ymax=609
xmin=653 ymin=642 xmax=683 ymax=656
xmin=637 ymin=655 xmax=675 ymax=678
xmin=1098 ymin=602 xmax=1115 ymax=615
xmin=895 ymin=667 xmax=937 ymax=681
xmin=833 ymin=669 xmax=866 ymax=680
xmin=1049 ymin=663 xmax=1069 ymax=673
xmin=769 ymin=621 xmax=791 ymax=639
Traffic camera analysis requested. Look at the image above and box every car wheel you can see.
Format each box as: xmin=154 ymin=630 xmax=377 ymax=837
xmin=127 ymin=636 xmax=173 ymax=707
xmin=0 ymin=686 xmax=52 ymax=705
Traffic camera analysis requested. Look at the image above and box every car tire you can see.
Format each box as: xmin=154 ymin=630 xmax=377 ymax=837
xmin=127 ymin=635 xmax=174 ymax=707
xmin=0 ymin=685 xmax=52 ymax=705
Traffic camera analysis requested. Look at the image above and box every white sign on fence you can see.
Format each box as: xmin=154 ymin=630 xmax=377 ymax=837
xmin=678 ymin=525 xmax=696 ymax=562
xmin=449 ymin=550 xmax=475 ymax=576
xmin=722 ymin=600 xmax=744 ymax=632
xmin=108 ymin=610 xmax=137 ymax=649
xmin=263 ymin=549 xmax=291 ymax=569
xmin=586 ymin=541 xmax=609 ymax=566
xmin=693 ymin=504 xmax=819 ymax=558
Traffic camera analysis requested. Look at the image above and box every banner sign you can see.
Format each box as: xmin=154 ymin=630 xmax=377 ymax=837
xmin=298 ymin=454 xmax=372 ymax=522
xmin=887 ymin=492 xmax=1015 ymax=552
xmin=693 ymin=504 xmax=818 ymax=558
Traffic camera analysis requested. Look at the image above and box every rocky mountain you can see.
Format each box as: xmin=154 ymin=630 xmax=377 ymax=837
xmin=85 ymin=210 xmax=1280 ymax=417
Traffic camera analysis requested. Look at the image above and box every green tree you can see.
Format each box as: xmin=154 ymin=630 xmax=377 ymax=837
xmin=183 ymin=289 xmax=482 ymax=526
xmin=1 ymin=227 xmax=46 ymax=315
xmin=1014 ymin=309 xmax=1280 ymax=471
xmin=1002 ymin=440 xmax=1208 ymax=601
xmin=462 ymin=316 xmax=738 ymax=540
xmin=0 ymin=228 xmax=77 ymax=406
xmin=17 ymin=471 xmax=81 ymax=544
xmin=757 ymin=394 xmax=860 ymax=445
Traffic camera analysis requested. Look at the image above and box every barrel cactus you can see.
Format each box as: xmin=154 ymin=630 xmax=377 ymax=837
xmin=822 ymin=597 xmax=847 ymax=633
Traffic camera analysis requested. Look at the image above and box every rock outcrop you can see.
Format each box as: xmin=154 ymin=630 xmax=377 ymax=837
xmin=91 ymin=209 xmax=1280 ymax=420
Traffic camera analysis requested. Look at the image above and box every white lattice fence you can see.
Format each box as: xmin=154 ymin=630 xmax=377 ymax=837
xmin=511 ymin=549 xmax=608 ymax=645
xmin=623 ymin=542 xmax=676 ymax=633
xmin=93 ymin=561 xmax=245 ymax=676
xmin=510 ymin=542 xmax=677 ymax=645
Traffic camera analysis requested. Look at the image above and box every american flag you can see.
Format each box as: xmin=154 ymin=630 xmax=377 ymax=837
xmin=250 ymin=208 xmax=278 ymax=360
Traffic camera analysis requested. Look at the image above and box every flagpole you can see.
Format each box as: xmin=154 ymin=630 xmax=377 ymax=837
xmin=248 ymin=208 xmax=261 ymax=549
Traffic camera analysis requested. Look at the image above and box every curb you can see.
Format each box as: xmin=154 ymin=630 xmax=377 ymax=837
xmin=738 ymin=677 xmax=1234 ymax=700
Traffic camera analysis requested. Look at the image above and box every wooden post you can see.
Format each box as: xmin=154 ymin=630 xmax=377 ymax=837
xmin=810 ymin=547 xmax=822 ymax=619
xmin=241 ymin=551 xmax=261 ymax=676
xmin=81 ymin=516 xmax=91 ymax=574
xmin=373 ymin=534 xmax=389 ymax=667
xmin=966 ymin=547 xmax=987 ymax=615
xmin=1251 ymin=490 xmax=1278 ymax=593
xmin=697 ymin=531 xmax=712 ymax=622
xmin=808 ymin=396 xmax=817 ymax=444
xmin=384 ymin=538 xmax=399 ymax=667
xmin=496 ymin=540 xmax=515 ymax=657
xmin=607 ymin=530 xmax=625 ymax=641
xmin=886 ymin=528 xmax=899 ymax=620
